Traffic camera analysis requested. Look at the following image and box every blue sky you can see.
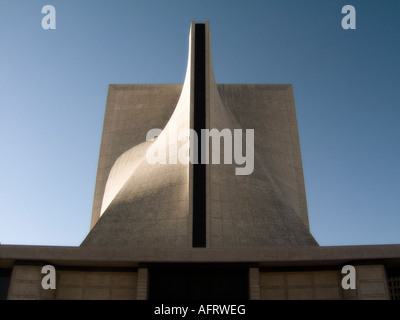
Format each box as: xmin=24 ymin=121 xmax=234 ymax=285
xmin=0 ymin=0 xmax=399 ymax=246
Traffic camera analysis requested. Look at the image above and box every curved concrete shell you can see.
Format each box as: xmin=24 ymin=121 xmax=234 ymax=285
xmin=81 ymin=22 xmax=317 ymax=248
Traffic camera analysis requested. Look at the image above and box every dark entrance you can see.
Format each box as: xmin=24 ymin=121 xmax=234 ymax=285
xmin=149 ymin=264 xmax=248 ymax=300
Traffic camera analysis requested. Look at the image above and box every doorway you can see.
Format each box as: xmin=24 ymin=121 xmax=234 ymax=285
xmin=149 ymin=264 xmax=248 ymax=300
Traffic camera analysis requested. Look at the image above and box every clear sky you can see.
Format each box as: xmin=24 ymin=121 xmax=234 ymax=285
xmin=0 ymin=0 xmax=399 ymax=247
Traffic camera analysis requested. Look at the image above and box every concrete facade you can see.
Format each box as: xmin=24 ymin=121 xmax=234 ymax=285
xmin=258 ymin=265 xmax=390 ymax=300
xmin=7 ymin=265 xmax=138 ymax=300
xmin=1 ymin=21 xmax=399 ymax=300
xmin=1 ymin=245 xmax=400 ymax=299
xmin=82 ymin=21 xmax=316 ymax=248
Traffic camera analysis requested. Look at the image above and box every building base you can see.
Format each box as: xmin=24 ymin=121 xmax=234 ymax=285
xmin=1 ymin=244 xmax=400 ymax=300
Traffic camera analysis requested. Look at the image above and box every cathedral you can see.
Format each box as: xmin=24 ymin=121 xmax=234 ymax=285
xmin=1 ymin=22 xmax=399 ymax=301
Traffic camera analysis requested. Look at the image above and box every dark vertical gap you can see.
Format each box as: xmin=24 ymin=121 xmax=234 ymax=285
xmin=0 ymin=269 xmax=11 ymax=300
xmin=192 ymin=23 xmax=206 ymax=247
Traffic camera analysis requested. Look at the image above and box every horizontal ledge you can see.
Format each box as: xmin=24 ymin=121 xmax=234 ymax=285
xmin=1 ymin=244 xmax=400 ymax=269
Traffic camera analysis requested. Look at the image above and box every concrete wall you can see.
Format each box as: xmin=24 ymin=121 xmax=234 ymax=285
xmin=90 ymin=84 xmax=181 ymax=230
xmin=4 ymin=263 xmax=391 ymax=300
xmin=56 ymin=270 xmax=137 ymax=300
xmin=7 ymin=265 xmax=141 ymax=300
xmin=7 ymin=265 xmax=56 ymax=300
xmin=354 ymin=265 xmax=390 ymax=300
xmin=82 ymin=22 xmax=316 ymax=248
xmin=257 ymin=265 xmax=390 ymax=300
xmin=259 ymin=269 xmax=343 ymax=300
